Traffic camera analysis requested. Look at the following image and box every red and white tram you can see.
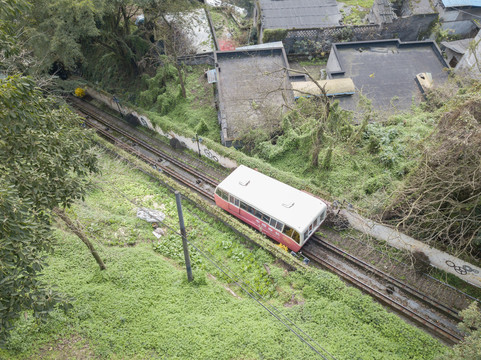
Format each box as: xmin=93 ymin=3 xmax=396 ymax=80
xmin=214 ymin=165 xmax=327 ymax=252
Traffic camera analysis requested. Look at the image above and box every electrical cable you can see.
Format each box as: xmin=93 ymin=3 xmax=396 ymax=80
xmin=181 ymin=204 xmax=339 ymax=359
xmin=94 ymin=157 xmax=336 ymax=358
xmin=95 ymin=169 xmax=337 ymax=359
xmin=95 ymin=146 xmax=338 ymax=358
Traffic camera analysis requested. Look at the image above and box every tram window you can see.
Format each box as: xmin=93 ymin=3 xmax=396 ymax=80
xmin=216 ymin=188 xmax=228 ymax=201
xmin=247 ymin=206 xmax=255 ymax=215
xmin=304 ymin=231 xmax=308 ymax=239
xmin=283 ymin=225 xmax=293 ymax=237
xmin=309 ymin=224 xmax=313 ymax=231
xmin=283 ymin=225 xmax=300 ymax=243
xmin=229 ymin=195 xmax=239 ymax=206
xmin=314 ymin=218 xmax=318 ymax=227
xmin=270 ymin=218 xmax=277 ymax=227
xmin=292 ymin=230 xmax=300 ymax=243
xmin=276 ymin=222 xmax=283 ymax=231
xmin=240 ymin=202 xmax=248 ymax=211
xmin=254 ymin=209 xmax=268 ymax=221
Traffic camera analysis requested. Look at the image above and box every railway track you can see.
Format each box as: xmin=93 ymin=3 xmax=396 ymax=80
xmin=68 ymin=96 xmax=470 ymax=345
xmin=68 ymin=96 xmax=219 ymax=201
xmin=303 ymin=235 xmax=464 ymax=344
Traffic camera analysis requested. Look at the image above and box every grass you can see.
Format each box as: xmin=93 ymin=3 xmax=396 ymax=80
xmin=263 ymin=106 xmax=436 ymax=212
xmin=340 ymin=0 xmax=374 ymax=25
xmin=0 ymin=151 xmax=448 ymax=359
xmin=298 ymin=58 xmax=328 ymax=67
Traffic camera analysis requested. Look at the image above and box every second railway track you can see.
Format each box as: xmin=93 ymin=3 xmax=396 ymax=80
xmin=68 ymin=96 xmax=220 ymax=200
xmin=303 ymin=235 xmax=464 ymax=344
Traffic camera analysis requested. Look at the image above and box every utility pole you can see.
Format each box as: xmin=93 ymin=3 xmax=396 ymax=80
xmin=175 ymin=191 xmax=193 ymax=282
xmin=193 ymin=133 xmax=202 ymax=158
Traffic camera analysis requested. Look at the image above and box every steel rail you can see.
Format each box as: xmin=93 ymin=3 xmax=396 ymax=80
xmin=303 ymin=240 xmax=463 ymax=344
xmin=311 ymin=236 xmax=462 ymax=321
xmin=69 ymin=96 xmax=219 ymax=188
xmin=74 ymin=107 xmax=216 ymax=201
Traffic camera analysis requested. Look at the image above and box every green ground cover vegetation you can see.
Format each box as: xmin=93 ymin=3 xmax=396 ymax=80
xmin=1 ymin=151 xmax=448 ymax=359
xmin=340 ymin=0 xmax=374 ymax=25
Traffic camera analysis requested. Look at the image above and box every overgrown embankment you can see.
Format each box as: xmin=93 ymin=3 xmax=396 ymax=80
xmin=0 ymin=148 xmax=447 ymax=359
xmin=385 ymin=84 xmax=481 ymax=258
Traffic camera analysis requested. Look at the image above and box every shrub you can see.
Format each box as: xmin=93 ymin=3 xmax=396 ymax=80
xmin=195 ymin=119 xmax=209 ymax=135
xmin=262 ymin=29 xmax=288 ymax=43
xmin=321 ymin=147 xmax=333 ymax=170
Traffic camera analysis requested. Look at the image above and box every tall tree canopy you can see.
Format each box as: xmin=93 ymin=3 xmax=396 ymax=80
xmin=25 ymin=0 xmax=192 ymax=82
xmin=0 ymin=0 xmax=99 ymax=341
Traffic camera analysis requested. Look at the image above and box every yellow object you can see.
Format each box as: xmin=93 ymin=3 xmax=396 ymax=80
xmin=277 ymin=243 xmax=289 ymax=252
xmin=75 ymin=87 xmax=86 ymax=98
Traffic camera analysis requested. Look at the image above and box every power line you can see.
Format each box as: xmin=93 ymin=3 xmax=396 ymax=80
xmin=95 ymin=170 xmax=336 ymax=359
xmin=181 ymin=205 xmax=338 ymax=357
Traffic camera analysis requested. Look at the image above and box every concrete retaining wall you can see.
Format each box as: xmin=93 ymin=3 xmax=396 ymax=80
xmin=84 ymin=86 xmax=237 ymax=169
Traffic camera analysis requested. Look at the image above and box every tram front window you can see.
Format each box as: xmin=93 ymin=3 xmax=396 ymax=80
xmin=282 ymin=225 xmax=300 ymax=244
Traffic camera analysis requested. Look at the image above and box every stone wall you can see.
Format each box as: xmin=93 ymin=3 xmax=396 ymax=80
xmin=281 ymin=14 xmax=438 ymax=55
xmin=85 ymin=86 xmax=237 ymax=169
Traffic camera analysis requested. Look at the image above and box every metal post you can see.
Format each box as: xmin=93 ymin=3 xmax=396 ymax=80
xmin=113 ymin=96 xmax=124 ymax=118
xmin=196 ymin=133 xmax=201 ymax=158
xmin=175 ymin=191 xmax=193 ymax=282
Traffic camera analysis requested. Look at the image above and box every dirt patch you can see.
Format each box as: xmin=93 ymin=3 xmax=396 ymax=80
xmin=284 ymin=293 xmax=305 ymax=308
xmin=35 ymin=334 xmax=94 ymax=360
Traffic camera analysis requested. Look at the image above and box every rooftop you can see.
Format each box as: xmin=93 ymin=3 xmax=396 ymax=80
xmin=258 ymin=0 xmax=342 ymax=30
xmin=442 ymin=0 xmax=481 ymax=7
xmin=215 ymin=45 xmax=293 ymax=146
xmin=455 ymin=30 xmax=481 ymax=79
xmin=326 ymin=39 xmax=449 ymax=112
xmin=441 ymin=38 xmax=474 ymax=55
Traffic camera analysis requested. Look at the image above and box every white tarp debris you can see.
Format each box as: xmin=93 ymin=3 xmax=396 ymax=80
xmin=137 ymin=208 xmax=166 ymax=223
xmin=135 ymin=14 xmax=145 ymax=26
xmin=153 ymin=227 xmax=166 ymax=239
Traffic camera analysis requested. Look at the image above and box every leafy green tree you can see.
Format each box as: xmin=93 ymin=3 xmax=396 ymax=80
xmin=0 ymin=0 xmax=30 ymax=66
xmin=27 ymin=0 xmax=100 ymax=72
xmin=437 ymin=303 xmax=481 ymax=359
xmin=26 ymin=0 xmax=187 ymax=81
xmin=0 ymin=74 xmax=99 ymax=341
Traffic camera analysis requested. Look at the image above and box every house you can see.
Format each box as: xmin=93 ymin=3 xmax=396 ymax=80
xmin=436 ymin=0 xmax=481 ymax=37
xmin=214 ymin=42 xmax=293 ymax=147
xmin=441 ymin=38 xmax=474 ymax=67
xmin=455 ymin=30 xmax=481 ymax=79
xmin=326 ymin=39 xmax=449 ymax=112
xmin=254 ymin=0 xmax=342 ymax=43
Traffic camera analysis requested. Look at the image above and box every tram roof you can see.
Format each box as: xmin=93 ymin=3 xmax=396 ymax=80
xmin=217 ymin=165 xmax=326 ymax=232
